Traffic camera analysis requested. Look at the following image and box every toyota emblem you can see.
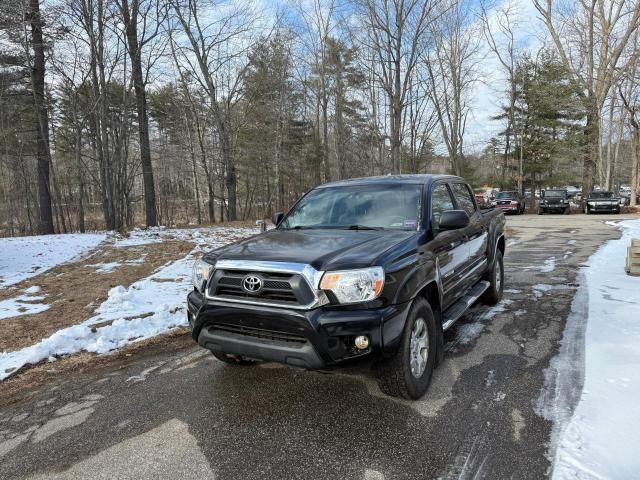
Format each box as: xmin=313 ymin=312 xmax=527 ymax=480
xmin=242 ymin=274 xmax=263 ymax=294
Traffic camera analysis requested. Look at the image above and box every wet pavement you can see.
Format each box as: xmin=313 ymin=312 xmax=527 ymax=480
xmin=0 ymin=214 xmax=634 ymax=479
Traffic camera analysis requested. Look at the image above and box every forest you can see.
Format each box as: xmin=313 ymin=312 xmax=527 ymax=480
xmin=0 ymin=0 xmax=639 ymax=236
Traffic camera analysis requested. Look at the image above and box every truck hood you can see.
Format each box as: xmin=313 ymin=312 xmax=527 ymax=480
xmin=207 ymin=228 xmax=417 ymax=271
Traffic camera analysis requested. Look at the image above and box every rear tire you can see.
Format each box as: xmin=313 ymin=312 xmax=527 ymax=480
xmin=482 ymin=250 xmax=504 ymax=305
xmin=211 ymin=351 xmax=258 ymax=366
xmin=377 ymin=298 xmax=437 ymax=400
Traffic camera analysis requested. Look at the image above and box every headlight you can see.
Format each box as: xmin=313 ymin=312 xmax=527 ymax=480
xmin=320 ymin=267 xmax=384 ymax=304
xmin=192 ymin=257 xmax=214 ymax=292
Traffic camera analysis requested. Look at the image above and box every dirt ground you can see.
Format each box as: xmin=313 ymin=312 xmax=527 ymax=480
xmin=0 ymin=240 xmax=193 ymax=352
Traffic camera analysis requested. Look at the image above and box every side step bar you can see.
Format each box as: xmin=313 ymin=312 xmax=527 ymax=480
xmin=442 ymin=281 xmax=490 ymax=331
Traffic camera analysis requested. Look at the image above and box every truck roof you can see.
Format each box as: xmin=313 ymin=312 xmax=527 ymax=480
xmin=316 ymin=174 xmax=463 ymax=189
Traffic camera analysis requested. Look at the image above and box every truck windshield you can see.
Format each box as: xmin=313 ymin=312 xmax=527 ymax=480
xmin=496 ymin=192 xmax=516 ymax=199
xmin=589 ymin=192 xmax=614 ymax=199
xmin=280 ymin=184 xmax=423 ymax=230
xmin=544 ymin=190 xmax=565 ymax=198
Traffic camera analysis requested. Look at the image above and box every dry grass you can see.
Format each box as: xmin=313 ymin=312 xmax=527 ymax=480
xmin=0 ymin=240 xmax=193 ymax=351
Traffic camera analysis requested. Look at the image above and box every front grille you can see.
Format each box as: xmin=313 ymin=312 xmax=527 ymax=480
xmin=208 ymin=269 xmax=315 ymax=306
xmin=209 ymin=324 xmax=307 ymax=345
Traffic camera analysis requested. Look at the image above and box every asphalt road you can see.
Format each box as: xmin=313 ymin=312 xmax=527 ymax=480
xmin=0 ymin=214 xmax=634 ymax=480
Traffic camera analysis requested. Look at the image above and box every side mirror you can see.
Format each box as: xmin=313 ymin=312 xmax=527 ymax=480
xmin=272 ymin=212 xmax=284 ymax=226
xmin=438 ymin=210 xmax=470 ymax=231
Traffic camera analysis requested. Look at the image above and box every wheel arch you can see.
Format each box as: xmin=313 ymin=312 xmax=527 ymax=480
xmin=415 ymin=280 xmax=444 ymax=366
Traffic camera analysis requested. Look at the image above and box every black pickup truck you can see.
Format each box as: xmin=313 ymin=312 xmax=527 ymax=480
xmin=188 ymin=175 xmax=506 ymax=399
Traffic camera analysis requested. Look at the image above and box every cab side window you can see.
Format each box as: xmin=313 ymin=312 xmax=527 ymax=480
xmin=431 ymin=184 xmax=455 ymax=229
xmin=451 ymin=183 xmax=476 ymax=217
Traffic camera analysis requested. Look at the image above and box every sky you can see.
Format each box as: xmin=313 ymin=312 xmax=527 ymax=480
xmin=461 ymin=0 xmax=545 ymax=153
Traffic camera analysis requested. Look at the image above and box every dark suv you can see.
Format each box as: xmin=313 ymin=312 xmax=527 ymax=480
xmin=188 ymin=175 xmax=506 ymax=399
xmin=585 ymin=191 xmax=621 ymax=214
xmin=538 ymin=189 xmax=570 ymax=214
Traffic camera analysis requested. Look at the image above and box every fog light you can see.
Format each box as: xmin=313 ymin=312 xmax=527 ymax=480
xmin=354 ymin=335 xmax=369 ymax=350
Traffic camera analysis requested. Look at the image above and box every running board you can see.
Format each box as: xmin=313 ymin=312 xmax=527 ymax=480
xmin=442 ymin=281 xmax=490 ymax=331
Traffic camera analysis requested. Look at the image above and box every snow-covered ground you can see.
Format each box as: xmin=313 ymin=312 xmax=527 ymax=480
xmin=0 ymin=233 xmax=106 ymax=287
xmin=0 ymin=227 xmax=257 ymax=380
xmin=540 ymin=219 xmax=640 ymax=479
xmin=0 ymin=286 xmax=49 ymax=320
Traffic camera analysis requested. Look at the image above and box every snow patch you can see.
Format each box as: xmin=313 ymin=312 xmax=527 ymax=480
xmin=0 ymin=233 xmax=106 ymax=287
xmin=452 ymin=300 xmax=513 ymax=345
xmin=87 ymin=262 xmax=121 ymax=273
xmin=504 ymin=288 xmax=522 ymax=294
xmin=541 ymin=257 xmax=556 ymax=273
xmin=532 ymin=284 xmax=560 ymax=298
xmin=0 ymin=287 xmax=49 ymax=320
xmin=0 ymin=227 xmax=258 ymax=381
xmin=540 ymin=220 xmax=640 ymax=479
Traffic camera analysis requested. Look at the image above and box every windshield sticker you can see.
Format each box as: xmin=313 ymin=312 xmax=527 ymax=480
xmin=404 ymin=220 xmax=417 ymax=229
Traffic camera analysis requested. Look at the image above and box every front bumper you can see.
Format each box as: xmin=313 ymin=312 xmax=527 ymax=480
xmin=587 ymin=203 xmax=619 ymax=212
xmin=540 ymin=203 xmax=568 ymax=210
xmin=496 ymin=205 xmax=519 ymax=212
xmin=187 ymin=290 xmax=411 ymax=369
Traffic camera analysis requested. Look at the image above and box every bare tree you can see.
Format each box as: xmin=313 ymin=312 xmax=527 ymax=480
xmin=358 ymin=0 xmax=440 ymax=173
xmin=168 ymin=0 xmax=256 ymax=221
xmin=117 ymin=0 xmax=165 ymax=227
xmin=294 ymin=0 xmax=336 ymax=182
xmin=534 ymin=0 xmax=640 ymax=197
xmin=425 ymin=0 xmax=480 ymax=176
xmin=618 ymin=34 xmax=640 ymax=207
xmin=480 ymin=0 xmax=521 ymax=190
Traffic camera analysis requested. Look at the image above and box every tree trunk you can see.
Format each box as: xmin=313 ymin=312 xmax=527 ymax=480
xmin=582 ymin=99 xmax=599 ymax=200
xmin=76 ymin=128 xmax=86 ymax=232
xmin=121 ymin=0 xmax=157 ymax=227
xmin=631 ymin=129 xmax=639 ymax=208
xmin=29 ymin=0 xmax=54 ymax=234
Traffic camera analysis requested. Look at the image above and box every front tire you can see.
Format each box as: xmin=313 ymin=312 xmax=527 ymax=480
xmin=211 ymin=351 xmax=258 ymax=366
xmin=538 ymin=208 xmax=544 ymax=215
xmin=377 ymin=298 xmax=437 ymax=400
xmin=585 ymin=206 xmax=591 ymax=215
xmin=482 ymin=250 xmax=504 ymax=305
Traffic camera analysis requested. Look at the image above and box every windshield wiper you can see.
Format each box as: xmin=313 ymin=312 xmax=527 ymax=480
xmin=345 ymin=224 xmax=383 ymax=230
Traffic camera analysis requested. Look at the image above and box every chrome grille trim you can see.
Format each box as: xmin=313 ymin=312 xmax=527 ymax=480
xmin=204 ymin=260 xmax=328 ymax=310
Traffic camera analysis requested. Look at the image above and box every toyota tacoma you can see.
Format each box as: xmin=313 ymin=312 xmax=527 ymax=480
xmin=187 ymin=175 xmax=506 ymax=399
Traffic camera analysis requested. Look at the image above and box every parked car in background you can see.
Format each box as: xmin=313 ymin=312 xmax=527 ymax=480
xmin=494 ymin=191 xmax=525 ymax=214
xmin=565 ymin=186 xmax=581 ymax=199
xmin=475 ymin=192 xmax=488 ymax=208
xmin=538 ymin=189 xmax=570 ymax=215
xmin=585 ymin=191 xmax=621 ymax=214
